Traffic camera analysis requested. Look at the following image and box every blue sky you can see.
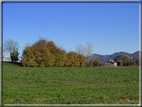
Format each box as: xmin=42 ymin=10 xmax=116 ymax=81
xmin=3 ymin=2 xmax=139 ymax=58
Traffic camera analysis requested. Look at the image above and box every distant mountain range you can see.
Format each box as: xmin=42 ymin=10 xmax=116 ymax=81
xmin=89 ymin=51 xmax=140 ymax=62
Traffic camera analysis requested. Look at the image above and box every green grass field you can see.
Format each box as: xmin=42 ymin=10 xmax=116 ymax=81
xmin=3 ymin=61 xmax=22 ymax=67
xmin=3 ymin=62 xmax=139 ymax=104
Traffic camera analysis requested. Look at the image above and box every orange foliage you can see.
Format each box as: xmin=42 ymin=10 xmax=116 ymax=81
xmin=48 ymin=41 xmax=54 ymax=45
xmin=21 ymin=38 xmax=86 ymax=67
xmin=47 ymin=41 xmax=57 ymax=49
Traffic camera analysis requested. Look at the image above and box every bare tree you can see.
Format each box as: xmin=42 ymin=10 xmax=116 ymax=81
xmin=3 ymin=39 xmax=19 ymax=61
xmin=21 ymin=54 xmax=27 ymax=67
xmin=81 ymin=46 xmax=87 ymax=56
xmin=76 ymin=42 xmax=94 ymax=66
xmin=85 ymin=42 xmax=94 ymax=66
xmin=86 ymin=42 xmax=93 ymax=57
xmin=76 ymin=43 xmax=93 ymax=57
xmin=76 ymin=44 xmax=82 ymax=55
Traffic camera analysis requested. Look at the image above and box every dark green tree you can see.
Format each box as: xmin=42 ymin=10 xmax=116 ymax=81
xmin=11 ymin=47 xmax=20 ymax=62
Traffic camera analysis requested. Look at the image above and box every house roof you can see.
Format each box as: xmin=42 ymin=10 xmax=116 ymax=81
xmin=105 ymin=61 xmax=117 ymax=64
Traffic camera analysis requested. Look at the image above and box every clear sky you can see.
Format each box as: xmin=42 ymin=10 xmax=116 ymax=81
xmin=3 ymin=2 xmax=139 ymax=59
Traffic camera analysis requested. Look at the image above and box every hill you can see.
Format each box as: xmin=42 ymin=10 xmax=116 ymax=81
xmin=113 ymin=55 xmax=123 ymax=62
xmin=89 ymin=51 xmax=140 ymax=62
xmin=3 ymin=61 xmax=22 ymax=67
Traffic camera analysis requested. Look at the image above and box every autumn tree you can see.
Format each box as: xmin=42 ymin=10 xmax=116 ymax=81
xmin=32 ymin=39 xmax=47 ymax=49
xmin=93 ymin=57 xmax=99 ymax=66
xmin=31 ymin=39 xmax=55 ymax=67
xmin=66 ymin=52 xmax=80 ymax=67
xmin=121 ymin=55 xmax=130 ymax=66
xmin=4 ymin=39 xmax=19 ymax=62
xmin=22 ymin=46 xmax=36 ymax=67
xmin=22 ymin=37 xmax=87 ymax=67
xmin=54 ymin=48 xmax=67 ymax=67
xmin=47 ymin=41 xmax=57 ymax=54
xmin=77 ymin=54 xmax=86 ymax=67
xmin=21 ymin=38 xmax=55 ymax=67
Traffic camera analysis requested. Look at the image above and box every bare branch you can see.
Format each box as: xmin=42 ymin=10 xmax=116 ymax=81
xmin=3 ymin=39 xmax=19 ymax=61
xmin=76 ymin=44 xmax=82 ymax=55
xmin=86 ymin=42 xmax=93 ymax=57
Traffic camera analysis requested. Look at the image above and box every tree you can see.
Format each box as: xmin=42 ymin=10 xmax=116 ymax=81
xmin=47 ymin=41 xmax=57 ymax=54
xmin=54 ymin=48 xmax=67 ymax=67
xmin=99 ymin=62 xmax=104 ymax=67
xmin=11 ymin=47 xmax=20 ymax=62
xmin=133 ymin=56 xmax=139 ymax=66
xmin=21 ymin=37 xmax=88 ymax=67
xmin=121 ymin=55 xmax=130 ymax=66
xmin=22 ymin=46 xmax=36 ymax=67
xmin=93 ymin=57 xmax=99 ymax=66
xmin=85 ymin=43 xmax=93 ymax=66
xmin=21 ymin=54 xmax=26 ymax=67
xmin=4 ymin=39 xmax=19 ymax=62
xmin=86 ymin=42 xmax=94 ymax=57
xmin=76 ymin=42 xmax=94 ymax=66
xmin=66 ymin=52 xmax=80 ymax=67
xmin=76 ymin=44 xmax=82 ymax=55
xmin=77 ymin=54 xmax=86 ymax=67
xmin=33 ymin=39 xmax=47 ymax=49
xmin=89 ymin=59 xmax=94 ymax=67
xmin=22 ymin=38 xmax=56 ymax=67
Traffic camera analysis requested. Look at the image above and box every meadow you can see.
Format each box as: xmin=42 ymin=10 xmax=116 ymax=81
xmin=3 ymin=62 xmax=139 ymax=104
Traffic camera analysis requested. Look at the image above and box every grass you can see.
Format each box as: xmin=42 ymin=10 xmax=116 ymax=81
xmin=3 ymin=61 xmax=22 ymax=67
xmin=3 ymin=62 xmax=139 ymax=104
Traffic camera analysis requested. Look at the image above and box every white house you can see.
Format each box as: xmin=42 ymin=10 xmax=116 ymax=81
xmin=105 ymin=60 xmax=117 ymax=67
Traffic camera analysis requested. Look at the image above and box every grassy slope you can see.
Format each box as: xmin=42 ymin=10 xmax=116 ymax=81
xmin=3 ymin=64 xmax=139 ymax=104
xmin=3 ymin=61 xmax=22 ymax=67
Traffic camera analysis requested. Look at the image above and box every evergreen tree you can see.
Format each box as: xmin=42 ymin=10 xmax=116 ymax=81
xmin=11 ymin=47 xmax=20 ymax=62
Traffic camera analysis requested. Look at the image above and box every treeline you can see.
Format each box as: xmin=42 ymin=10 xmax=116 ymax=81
xmin=88 ymin=55 xmax=140 ymax=67
xmin=87 ymin=58 xmax=104 ymax=67
xmin=115 ymin=55 xmax=139 ymax=66
xmin=2 ymin=38 xmax=141 ymax=67
xmin=21 ymin=38 xmax=86 ymax=67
